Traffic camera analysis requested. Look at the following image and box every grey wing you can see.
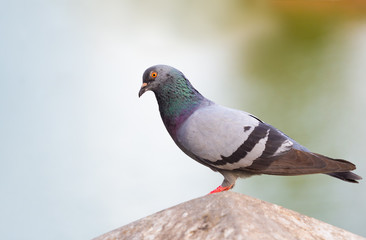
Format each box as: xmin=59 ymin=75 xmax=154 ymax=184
xmin=176 ymin=104 xmax=358 ymax=178
xmin=176 ymin=104 xmax=293 ymax=171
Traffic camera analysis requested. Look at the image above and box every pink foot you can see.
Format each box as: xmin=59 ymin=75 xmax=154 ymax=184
xmin=209 ymin=185 xmax=234 ymax=194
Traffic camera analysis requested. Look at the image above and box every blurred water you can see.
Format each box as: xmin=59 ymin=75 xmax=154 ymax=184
xmin=0 ymin=1 xmax=365 ymax=239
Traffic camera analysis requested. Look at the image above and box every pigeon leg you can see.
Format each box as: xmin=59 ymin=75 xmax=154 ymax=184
xmin=208 ymin=170 xmax=239 ymax=194
xmin=209 ymin=184 xmax=234 ymax=194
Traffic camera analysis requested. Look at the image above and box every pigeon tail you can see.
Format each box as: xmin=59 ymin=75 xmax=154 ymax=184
xmin=326 ymin=172 xmax=362 ymax=183
xmin=241 ymin=148 xmax=361 ymax=182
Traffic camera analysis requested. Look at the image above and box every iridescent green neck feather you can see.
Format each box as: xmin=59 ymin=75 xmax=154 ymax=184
xmin=153 ymin=74 xmax=205 ymax=135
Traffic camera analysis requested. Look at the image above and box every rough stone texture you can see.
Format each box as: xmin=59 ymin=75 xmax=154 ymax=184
xmin=93 ymin=192 xmax=365 ymax=240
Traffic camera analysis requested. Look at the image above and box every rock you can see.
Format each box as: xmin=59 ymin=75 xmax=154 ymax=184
xmin=93 ymin=191 xmax=365 ymax=240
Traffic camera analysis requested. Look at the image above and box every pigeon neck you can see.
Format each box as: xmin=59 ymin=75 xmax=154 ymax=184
xmin=155 ymin=79 xmax=205 ymax=136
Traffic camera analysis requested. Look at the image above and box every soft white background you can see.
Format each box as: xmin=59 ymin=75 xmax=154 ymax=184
xmin=0 ymin=1 xmax=365 ymax=239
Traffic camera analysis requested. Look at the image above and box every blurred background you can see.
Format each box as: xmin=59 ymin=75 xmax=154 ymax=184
xmin=1 ymin=0 xmax=365 ymax=239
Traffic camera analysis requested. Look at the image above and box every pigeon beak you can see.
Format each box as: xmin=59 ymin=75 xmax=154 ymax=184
xmin=138 ymin=82 xmax=149 ymax=97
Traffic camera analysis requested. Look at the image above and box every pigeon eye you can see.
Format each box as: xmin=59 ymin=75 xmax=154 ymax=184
xmin=150 ymin=71 xmax=158 ymax=79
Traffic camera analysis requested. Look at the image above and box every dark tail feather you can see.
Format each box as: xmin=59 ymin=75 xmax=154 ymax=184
xmin=242 ymin=149 xmax=363 ymax=184
xmin=326 ymin=172 xmax=362 ymax=183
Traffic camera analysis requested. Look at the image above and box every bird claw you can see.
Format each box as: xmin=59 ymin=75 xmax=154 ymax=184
xmin=209 ymin=185 xmax=234 ymax=194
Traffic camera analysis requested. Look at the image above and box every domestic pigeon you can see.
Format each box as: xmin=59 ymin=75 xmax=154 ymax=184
xmin=138 ymin=65 xmax=362 ymax=194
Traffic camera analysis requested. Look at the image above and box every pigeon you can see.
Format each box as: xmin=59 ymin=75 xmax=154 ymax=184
xmin=138 ymin=65 xmax=362 ymax=194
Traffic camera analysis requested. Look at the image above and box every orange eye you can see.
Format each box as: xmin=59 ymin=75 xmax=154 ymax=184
xmin=150 ymin=71 xmax=158 ymax=78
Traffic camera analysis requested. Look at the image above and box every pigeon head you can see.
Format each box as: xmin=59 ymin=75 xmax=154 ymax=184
xmin=138 ymin=65 xmax=184 ymax=97
xmin=139 ymin=65 xmax=206 ymax=134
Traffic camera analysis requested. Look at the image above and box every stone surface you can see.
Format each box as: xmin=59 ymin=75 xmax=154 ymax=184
xmin=93 ymin=191 xmax=365 ymax=240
